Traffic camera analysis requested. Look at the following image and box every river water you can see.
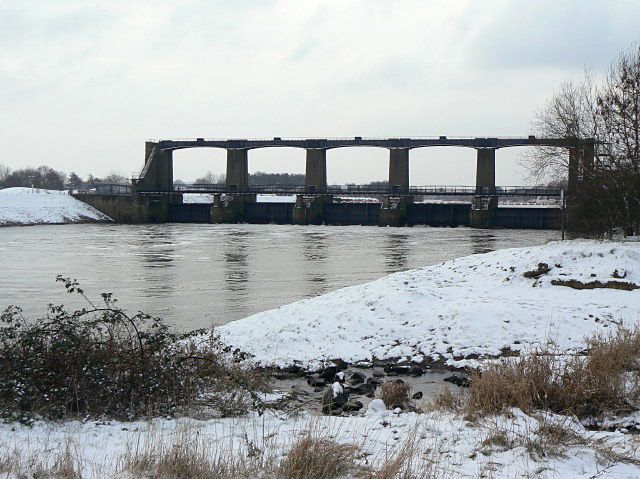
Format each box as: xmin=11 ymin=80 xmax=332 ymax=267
xmin=0 ymin=224 xmax=559 ymax=331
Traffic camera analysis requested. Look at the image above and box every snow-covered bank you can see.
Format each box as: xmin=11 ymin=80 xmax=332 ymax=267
xmin=2 ymin=409 xmax=638 ymax=478
xmin=0 ymin=188 xmax=112 ymax=226
xmin=219 ymin=240 xmax=640 ymax=370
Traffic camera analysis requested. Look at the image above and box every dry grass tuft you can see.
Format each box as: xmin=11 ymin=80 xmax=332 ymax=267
xmin=536 ymin=422 xmax=586 ymax=448
xmin=372 ymin=430 xmax=443 ymax=479
xmin=378 ymin=381 xmax=411 ymax=410
xmin=480 ymin=430 xmax=512 ymax=451
xmin=430 ymin=386 xmax=463 ymax=411
xmin=0 ymin=439 xmax=82 ymax=478
xmin=465 ymin=326 xmax=640 ymax=419
xmin=123 ymin=427 xmax=266 ymax=478
xmin=123 ymin=423 xmax=360 ymax=479
xmin=278 ymin=433 xmax=360 ymax=479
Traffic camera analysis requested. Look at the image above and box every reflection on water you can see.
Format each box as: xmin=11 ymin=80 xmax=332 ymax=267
xmin=303 ymin=231 xmax=329 ymax=262
xmin=470 ymin=232 xmax=497 ymax=255
xmin=224 ymin=230 xmax=250 ymax=293
xmin=384 ymin=233 xmax=409 ymax=272
xmin=303 ymin=231 xmax=329 ymax=297
xmin=140 ymin=227 xmax=177 ymax=268
xmin=0 ymin=224 xmax=559 ymax=331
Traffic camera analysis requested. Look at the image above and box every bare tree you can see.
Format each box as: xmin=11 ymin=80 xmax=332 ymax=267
xmin=103 ymin=171 xmax=129 ymax=183
xmin=596 ymin=44 xmax=640 ymax=235
xmin=523 ymin=71 xmax=601 ymax=185
xmin=194 ymin=171 xmax=224 ymax=184
xmin=527 ymin=43 xmax=640 ymax=236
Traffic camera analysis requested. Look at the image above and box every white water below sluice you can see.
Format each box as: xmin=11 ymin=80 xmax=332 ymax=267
xmin=0 ymin=223 xmax=557 ymax=330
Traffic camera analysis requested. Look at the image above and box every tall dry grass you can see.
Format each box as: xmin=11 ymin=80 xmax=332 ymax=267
xmin=378 ymin=381 xmax=411 ymax=410
xmin=278 ymin=433 xmax=360 ymax=479
xmin=0 ymin=438 xmax=82 ymax=478
xmin=441 ymin=326 xmax=640 ymax=419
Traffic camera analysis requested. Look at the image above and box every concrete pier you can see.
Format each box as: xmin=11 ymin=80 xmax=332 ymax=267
xmin=210 ymin=193 xmax=224 ymax=223
xmin=389 ymin=148 xmax=410 ymax=193
xmin=379 ymin=195 xmax=411 ymax=226
xmin=226 ymin=149 xmax=249 ymax=189
xmin=292 ymin=194 xmax=328 ymax=225
xmin=475 ymin=149 xmax=496 ymax=194
xmin=470 ymin=196 xmax=498 ymax=228
xmin=137 ymin=144 xmax=173 ymax=192
xmin=305 ymin=149 xmax=327 ymax=192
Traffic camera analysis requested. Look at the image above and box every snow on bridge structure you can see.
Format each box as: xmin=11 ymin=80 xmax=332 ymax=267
xmin=76 ymin=137 xmax=595 ymax=228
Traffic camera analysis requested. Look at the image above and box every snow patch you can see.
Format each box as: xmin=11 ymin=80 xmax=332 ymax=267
xmin=0 ymin=188 xmax=112 ymax=226
xmin=331 ymin=381 xmax=343 ymax=398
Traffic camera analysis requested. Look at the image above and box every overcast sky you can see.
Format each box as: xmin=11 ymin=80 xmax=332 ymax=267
xmin=1 ymin=0 xmax=638 ymax=185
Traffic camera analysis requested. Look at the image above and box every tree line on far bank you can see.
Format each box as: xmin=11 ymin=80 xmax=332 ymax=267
xmin=189 ymin=171 xmax=306 ymax=186
xmin=0 ymin=165 xmax=128 ymax=191
xmin=0 ymin=167 xmax=331 ymax=190
xmin=190 ymin=171 xmax=390 ymax=187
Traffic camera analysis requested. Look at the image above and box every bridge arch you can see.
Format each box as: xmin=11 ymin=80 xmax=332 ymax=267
xmin=409 ymin=146 xmax=477 ymax=186
xmin=326 ymin=146 xmax=390 ymax=186
xmin=245 ymin=147 xmax=306 ymax=183
xmin=171 ymin=147 xmax=227 ymax=184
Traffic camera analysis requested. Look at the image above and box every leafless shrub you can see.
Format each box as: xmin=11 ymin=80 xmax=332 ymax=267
xmin=0 ymin=277 xmax=271 ymax=421
xmin=378 ymin=381 xmax=411 ymax=410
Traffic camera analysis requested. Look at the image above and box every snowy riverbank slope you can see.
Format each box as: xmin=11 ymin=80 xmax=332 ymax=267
xmin=220 ymin=240 xmax=640 ymax=369
xmin=0 ymin=188 xmax=111 ymax=226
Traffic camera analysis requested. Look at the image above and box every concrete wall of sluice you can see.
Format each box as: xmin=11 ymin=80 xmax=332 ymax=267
xmin=74 ymin=193 xmax=176 ymax=223
xmin=74 ymin=195 xmax=562 ymax=230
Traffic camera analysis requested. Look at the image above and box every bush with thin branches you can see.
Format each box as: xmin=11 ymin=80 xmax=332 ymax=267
xmin=0 ymin=276 xmax=269 ymax=421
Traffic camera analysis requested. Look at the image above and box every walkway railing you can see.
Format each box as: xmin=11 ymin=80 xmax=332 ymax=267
xmin=167 ymin=184 xmax=562 ymax=197
xmin=77 ymin=183 xmax=562 ymax=197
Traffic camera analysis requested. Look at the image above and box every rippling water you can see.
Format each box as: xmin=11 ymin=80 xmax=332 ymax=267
xmin=0 ymin=224 xmax=559 ymax=330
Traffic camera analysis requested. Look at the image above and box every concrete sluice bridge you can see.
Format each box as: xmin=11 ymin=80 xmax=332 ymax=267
xmin=77 ymin=136 xmax=595 ymax=229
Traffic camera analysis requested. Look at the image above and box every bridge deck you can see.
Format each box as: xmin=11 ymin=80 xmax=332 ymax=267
xmin=156 ymin=137 xmax=585 ymax=151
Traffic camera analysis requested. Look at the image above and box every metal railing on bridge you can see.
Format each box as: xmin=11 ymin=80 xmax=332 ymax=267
xmin=77 ymin=183 xmax=133 ymax=195
xmin=167 ymin=184 xmax=562 ymax=197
